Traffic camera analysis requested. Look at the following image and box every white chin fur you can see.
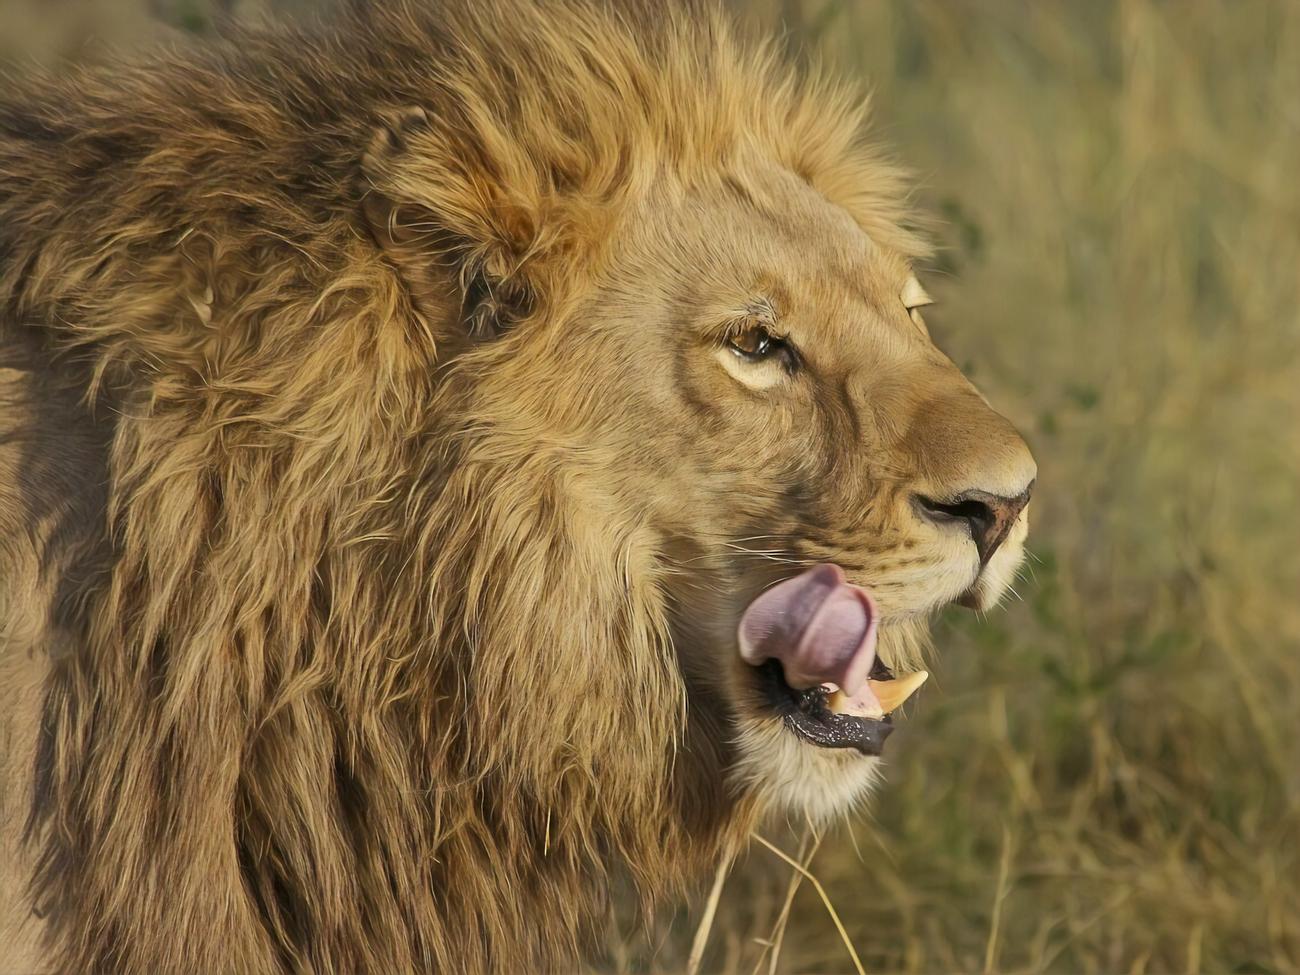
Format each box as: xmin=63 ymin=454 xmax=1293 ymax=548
xmin=731 ymin=714 xmax=883 ymax=825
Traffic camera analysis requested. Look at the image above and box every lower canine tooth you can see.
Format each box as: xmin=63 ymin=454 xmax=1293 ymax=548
xmin=869 ymin=671 xmax=929 ymax=713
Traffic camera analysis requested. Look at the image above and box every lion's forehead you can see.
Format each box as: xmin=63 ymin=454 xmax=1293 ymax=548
xmin=622 ymin=170 xmax=922 ymax=351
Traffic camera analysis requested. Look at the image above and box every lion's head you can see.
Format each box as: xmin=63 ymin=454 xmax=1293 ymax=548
xmin=3 ymin=1 xmax=1033 ymax=971
xmin=362 ymin=5 xmax=1036 ymax=824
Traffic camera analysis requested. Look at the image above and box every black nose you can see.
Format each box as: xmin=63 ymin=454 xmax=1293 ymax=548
xmin=915 ymin=483 xmax=1034 ymax=565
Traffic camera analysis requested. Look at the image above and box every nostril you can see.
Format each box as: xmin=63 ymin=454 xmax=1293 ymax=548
xmin=915 ymin=488 xmax=1031 ymax=565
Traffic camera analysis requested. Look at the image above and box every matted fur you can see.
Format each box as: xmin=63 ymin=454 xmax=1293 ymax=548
xmin=0 ymin=2 xmax=1034 ymax=972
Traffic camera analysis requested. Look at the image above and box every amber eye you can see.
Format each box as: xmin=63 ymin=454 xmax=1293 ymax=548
xmin=727 ymin=324 xmax=788 ymax=362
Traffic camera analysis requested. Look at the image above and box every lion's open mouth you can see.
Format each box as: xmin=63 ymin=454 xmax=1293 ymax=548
xmin=739 ymin=564 xmax=928 ymax=756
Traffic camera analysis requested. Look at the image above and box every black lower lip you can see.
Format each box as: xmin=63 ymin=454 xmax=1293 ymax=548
xmin=755 ymin=660 xmax=895 ymax=757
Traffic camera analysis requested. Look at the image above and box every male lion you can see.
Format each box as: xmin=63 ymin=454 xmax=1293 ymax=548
xmin=0 ymin=1 xmax=1036 ymax=972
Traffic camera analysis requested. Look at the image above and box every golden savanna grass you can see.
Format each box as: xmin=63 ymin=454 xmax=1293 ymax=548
xmin=3 ymin=1 xmax=1296 ymax=973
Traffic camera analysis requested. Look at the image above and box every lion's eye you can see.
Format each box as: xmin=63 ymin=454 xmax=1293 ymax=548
xmin=902 ymin=275 xmax=933 ymax=334
xmin=728 ymin=324 xmax=788 ymax=362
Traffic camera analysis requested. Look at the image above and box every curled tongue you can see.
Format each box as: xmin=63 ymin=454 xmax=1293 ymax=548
xmin=738 ymin=564 xmax=928 ymax=720
xmin=738 ymin=564 xmax=879 ymax=696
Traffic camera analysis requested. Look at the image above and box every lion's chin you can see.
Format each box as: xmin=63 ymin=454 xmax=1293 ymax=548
xmin=729 ymin=614 xmax=933 ymax=822
xmin=732 ymin=709 xmax=886 ymax=823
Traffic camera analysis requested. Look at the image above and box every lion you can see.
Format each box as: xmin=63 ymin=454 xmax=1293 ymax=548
xmin=0 ymin=1 xmax=1036 ymax=972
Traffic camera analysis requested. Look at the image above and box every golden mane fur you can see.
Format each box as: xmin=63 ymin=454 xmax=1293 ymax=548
xmin=0 ymin=1 xmax=1033 ymax=972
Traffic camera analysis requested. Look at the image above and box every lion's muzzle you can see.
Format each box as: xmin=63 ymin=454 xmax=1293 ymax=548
xmin=737 ymin=564 xmax=929 ymax=756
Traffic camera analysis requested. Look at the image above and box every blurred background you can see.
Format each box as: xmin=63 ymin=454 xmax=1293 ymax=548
xmin=4 ymin=1 xmax=1297 ymax=972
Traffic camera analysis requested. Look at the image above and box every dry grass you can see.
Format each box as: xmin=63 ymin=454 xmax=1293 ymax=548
xmin=6 ymin=1 xmax=1297 ymax=972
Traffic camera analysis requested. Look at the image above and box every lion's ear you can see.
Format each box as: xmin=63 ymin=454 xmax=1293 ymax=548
xmin=361 ymin=106 xmax=539 ymax=340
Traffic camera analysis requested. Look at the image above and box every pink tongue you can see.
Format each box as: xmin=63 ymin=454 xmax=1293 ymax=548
xmin=737 ymin=564 xmax=878 ymax=694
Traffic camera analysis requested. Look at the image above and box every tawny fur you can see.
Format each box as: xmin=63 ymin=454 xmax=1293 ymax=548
xmin=0 ymin=2 xmax=1034 ymax=972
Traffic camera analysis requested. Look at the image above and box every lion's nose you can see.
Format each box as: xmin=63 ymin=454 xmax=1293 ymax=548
xmin=915 ymin=482 xmax=1034 ymax=565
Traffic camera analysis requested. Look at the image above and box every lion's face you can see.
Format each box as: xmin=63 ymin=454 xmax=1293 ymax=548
xmin=494 ymin=158 xmax=1036 ymax=819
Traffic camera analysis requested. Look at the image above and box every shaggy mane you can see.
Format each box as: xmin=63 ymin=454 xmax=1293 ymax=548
xmin=0 ymin=2 xmax=921 ymax=971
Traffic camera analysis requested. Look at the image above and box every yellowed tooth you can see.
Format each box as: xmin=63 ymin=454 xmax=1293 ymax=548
xmin=869 ymin=671 xmax=929 ymax=714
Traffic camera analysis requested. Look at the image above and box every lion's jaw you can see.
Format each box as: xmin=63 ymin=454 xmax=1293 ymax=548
xmin=726 ymin=610 xmax=931 ymax=822
xmin=664 ymin=516 xmax=1031 ymax=822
